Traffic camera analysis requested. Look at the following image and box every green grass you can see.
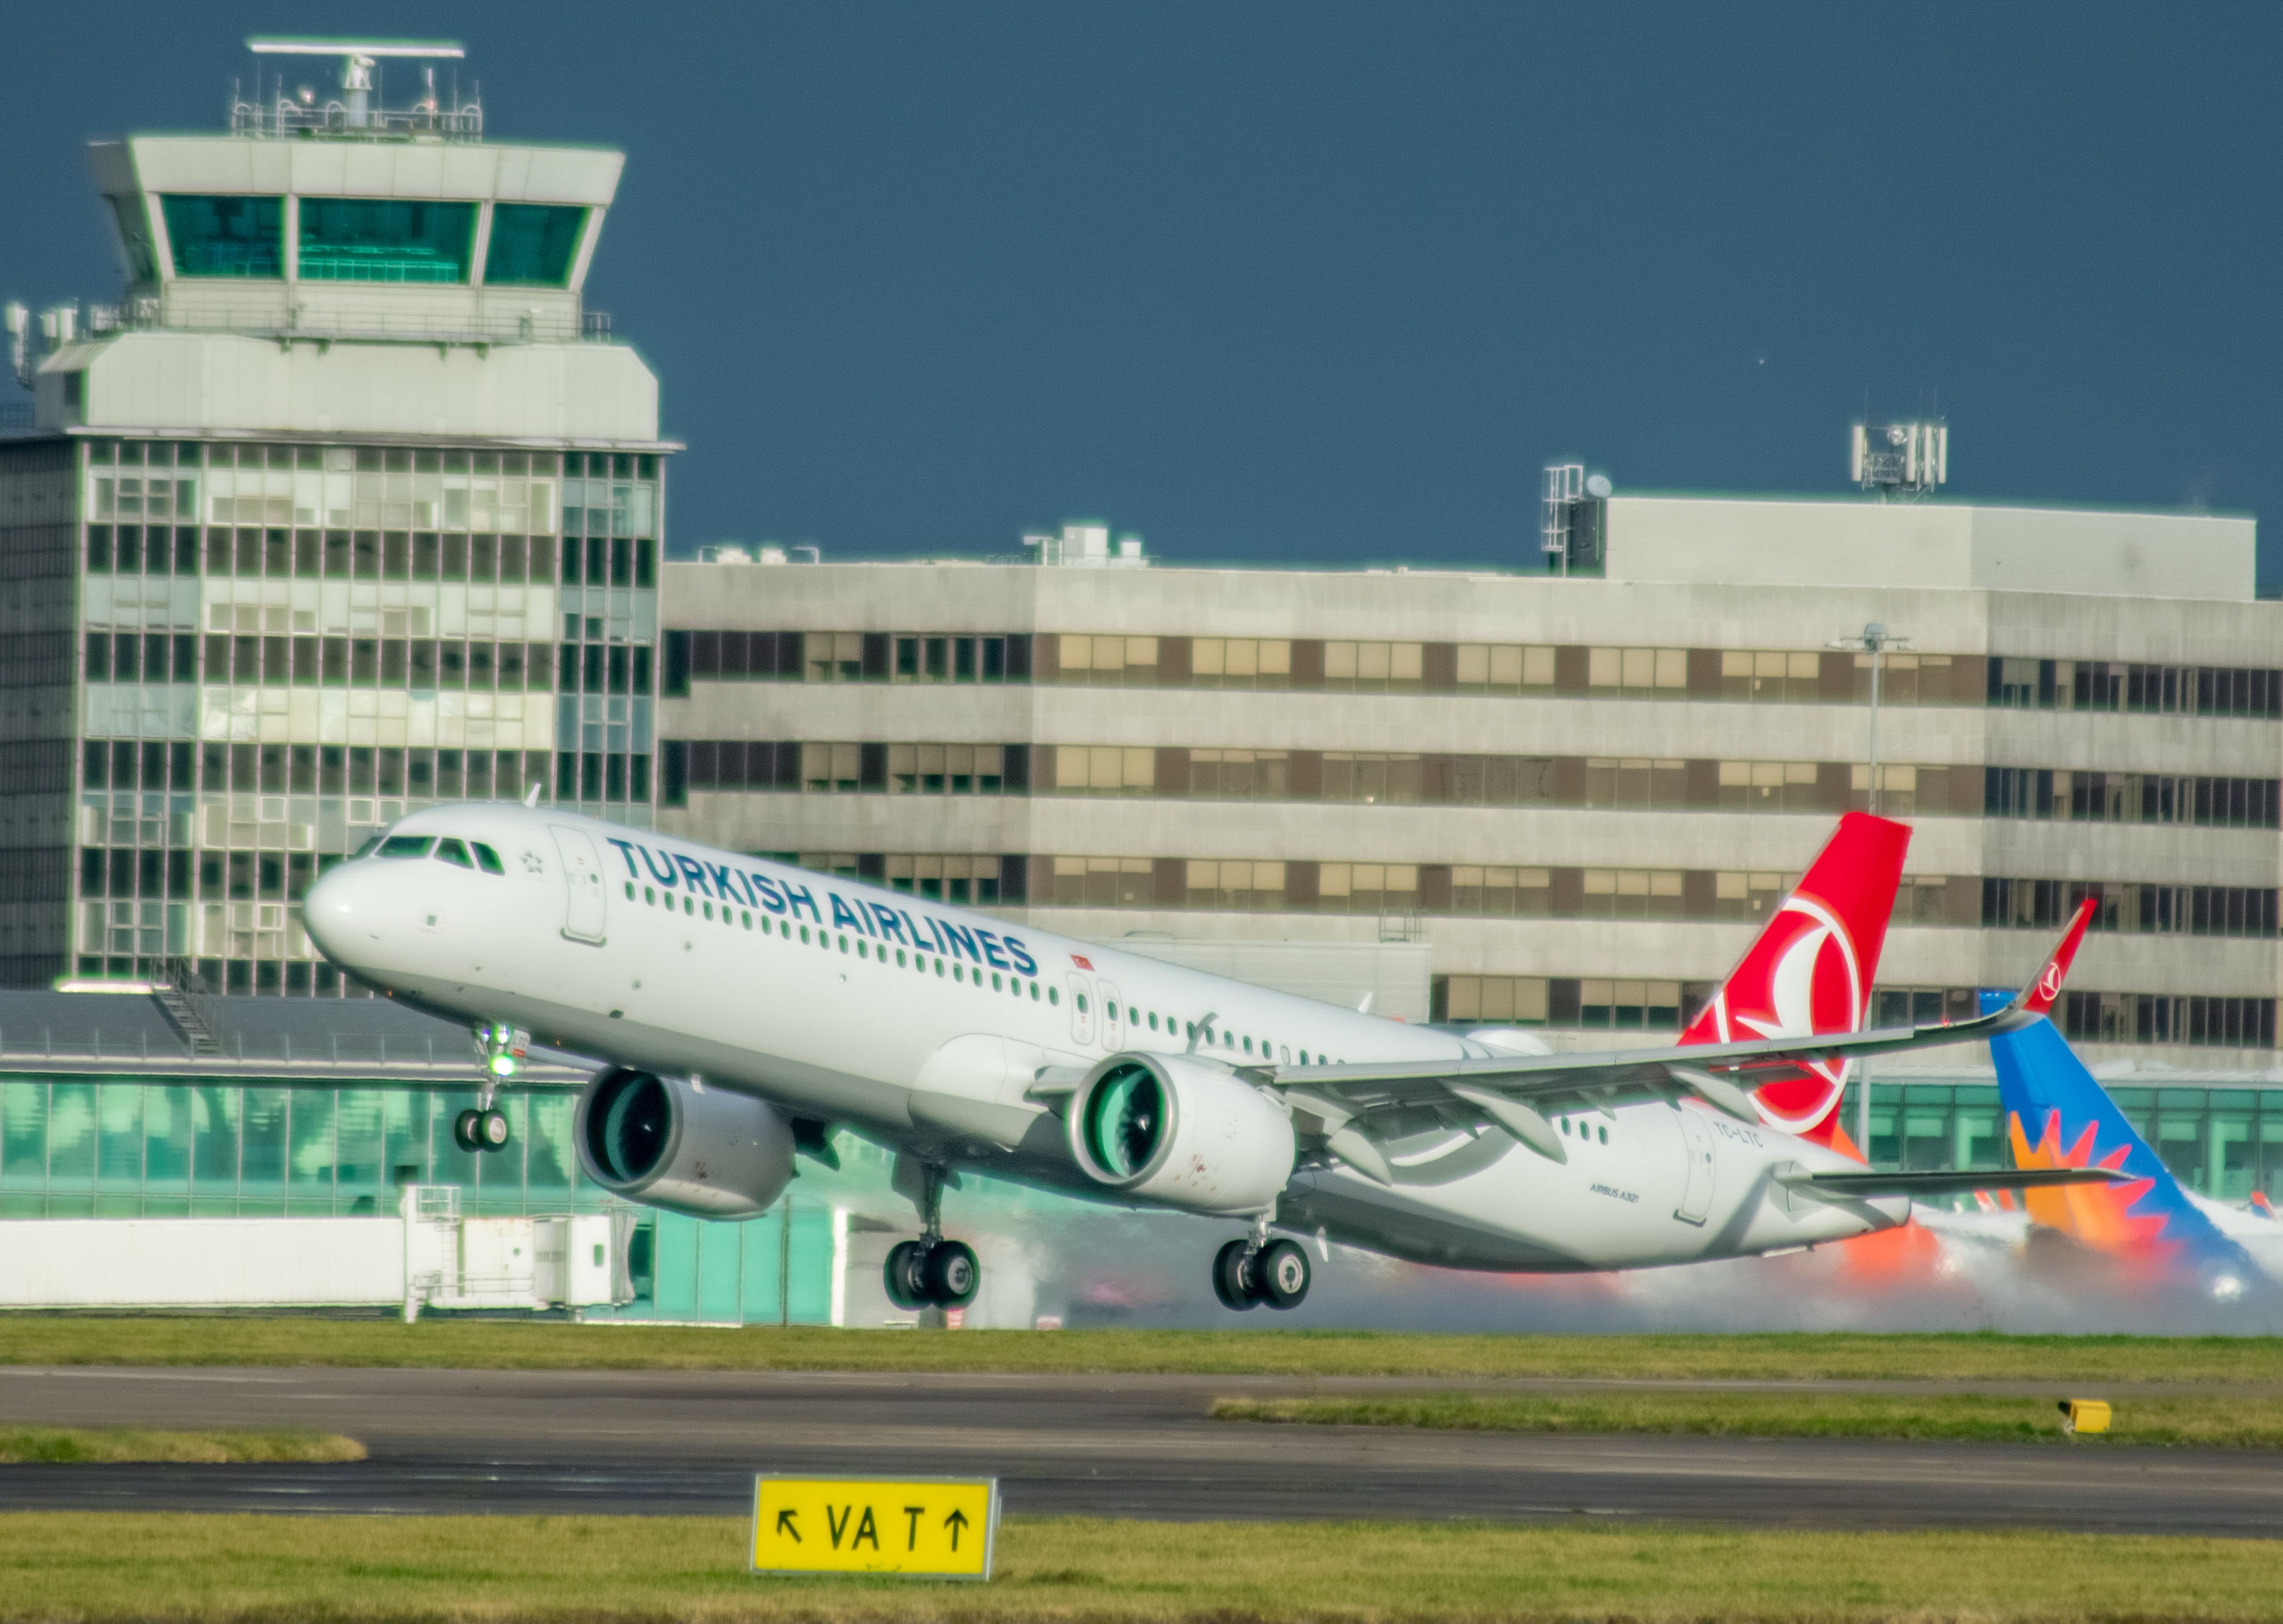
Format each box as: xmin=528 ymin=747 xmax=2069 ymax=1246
xmin=7 ymin=1320 xmax=2283 ymax=1384
xmin=1213 ymin=1391 xmax=2283 ymax=1447
xmin=1 ymin=1513 xmax=2280 ymax=1623
xmin=0 ymin=1427 xmax=364 ymax=1464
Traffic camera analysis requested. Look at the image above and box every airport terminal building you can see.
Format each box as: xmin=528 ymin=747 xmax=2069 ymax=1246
xmin=656 ymin=504 xmax=2282 ymax=1062
xmin=1 ymin=40 xmax=2280 ymax=1319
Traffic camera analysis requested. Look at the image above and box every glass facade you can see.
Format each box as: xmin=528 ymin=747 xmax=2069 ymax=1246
xmin=0 ymin=1073 xmax=837 ymax=1323
xmin=158 ymin=195 xmax=284 ymax=278
xmin=70 ymin=438 xmax=662 ymax=994
xmin=297 ymin=198 xmax=479 ymax=284
xmin=1844 ymin=1077 xmax=2283 ymax=1202
xmin=484 ymin=205 xmax=587 ymax=288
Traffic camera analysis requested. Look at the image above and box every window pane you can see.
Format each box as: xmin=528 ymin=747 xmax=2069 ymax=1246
xmin=160 ymin=194 xmax=284 ymax=278
xmin=299 ymin=198 xmax=479 ymax=284
xmin=484 ymin=204 xmax=587 ymax=287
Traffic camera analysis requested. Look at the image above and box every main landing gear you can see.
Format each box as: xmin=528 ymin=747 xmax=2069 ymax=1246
xmin=1213 ymin=1215 xmax=1311 ymax=1312
xmin=455 ymin=1022 xmax=527 ymax=1153
xmin=885 ymin=1161 xmax=980 ymax=1311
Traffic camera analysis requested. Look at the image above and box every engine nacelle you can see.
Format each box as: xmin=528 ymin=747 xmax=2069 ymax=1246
xmin=574 ymin=1068 xmax=795 ymax=1219
xmin=1067 ymin=1052 xmax=1296 ymax=1215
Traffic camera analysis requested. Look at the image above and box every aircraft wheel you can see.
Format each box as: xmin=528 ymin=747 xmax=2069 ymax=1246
xmin=922 ymin=1239 xmax=980 ymax=1308
xmin=1212 ymin=1239 xmax=1261 ymax=1311
xmin=1258 ymin=1239 xmax=1311 ymax=1310
xmin=476 ymin=1108 xmax=511 ymax=1152
xmin=883 ymin=1240 xmax=931 ymax=1311
xmin=452 ymin=1110 xmax=482 ymax=1153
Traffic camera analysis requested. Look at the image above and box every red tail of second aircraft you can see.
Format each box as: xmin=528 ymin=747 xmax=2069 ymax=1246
xmin=1676 ymin=811 xmax=1911 ymax=1147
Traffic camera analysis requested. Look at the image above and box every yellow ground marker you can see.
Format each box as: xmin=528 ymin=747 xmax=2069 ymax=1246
xmin=749 ymin=1475 xmax=998 ymax=1580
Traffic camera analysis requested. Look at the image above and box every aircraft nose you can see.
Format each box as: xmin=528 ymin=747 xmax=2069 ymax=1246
xmin=302 ymin=859 xmax=386 ymax=965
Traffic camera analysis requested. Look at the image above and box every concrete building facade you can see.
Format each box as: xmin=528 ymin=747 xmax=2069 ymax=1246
xmin=655 ymin=500 xmax=2282 ymax=1072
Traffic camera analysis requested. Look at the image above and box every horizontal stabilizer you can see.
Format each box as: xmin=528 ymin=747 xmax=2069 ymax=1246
xmin=1777 ymin=1166 xmax=2131 ymax=1200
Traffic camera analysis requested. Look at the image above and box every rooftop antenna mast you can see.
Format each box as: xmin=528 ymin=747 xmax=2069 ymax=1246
xmin=243 ymin=38 xmax=467 ymax=137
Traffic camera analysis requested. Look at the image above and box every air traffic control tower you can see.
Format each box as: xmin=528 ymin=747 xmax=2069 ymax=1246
xmin=0 ymin=39 xmax=669 ymax=994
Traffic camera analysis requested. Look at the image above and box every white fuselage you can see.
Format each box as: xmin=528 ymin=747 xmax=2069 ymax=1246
xmin=304 ymin=804 xmax=1900 ymax=1271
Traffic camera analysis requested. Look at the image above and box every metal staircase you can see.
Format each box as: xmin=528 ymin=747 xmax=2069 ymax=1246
xmin=152 ymin=958 xmax=223 ymax=1057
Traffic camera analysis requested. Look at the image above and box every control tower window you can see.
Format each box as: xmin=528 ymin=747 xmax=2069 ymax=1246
xmin=484 ymin=204 xmax=587 ymax=288
xmin=298 ymin=198 xmax=478 ymax=284
xmin=108 ymin=196 xmax=158 ymax=282
xmin=159 ymin=194 xmax=283 ymax=278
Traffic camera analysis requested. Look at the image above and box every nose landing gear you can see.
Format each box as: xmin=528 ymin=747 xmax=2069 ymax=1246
xmin=452 ymin=1106 xmax=510 ymax=1153
xmin=1213 ymin=1216 xmax=1312 ymax=1311
xmin=885 ymin=1160 xmax=981 ymax=1311
xmin=454 ymin=1022 xmax=528 ymax=1153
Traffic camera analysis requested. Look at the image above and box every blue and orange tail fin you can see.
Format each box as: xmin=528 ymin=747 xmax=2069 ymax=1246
xmin=1982 ymin=990 xmax=2256 ymax=1286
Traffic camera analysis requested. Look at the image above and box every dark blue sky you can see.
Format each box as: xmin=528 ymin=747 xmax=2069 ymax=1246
xmin=6 ymin=5 xmax=2278 ymax=582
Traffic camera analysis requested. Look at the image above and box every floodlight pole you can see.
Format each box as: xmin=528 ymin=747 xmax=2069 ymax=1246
xmin=1825 ymin=621 xmax=1911 ymax=1159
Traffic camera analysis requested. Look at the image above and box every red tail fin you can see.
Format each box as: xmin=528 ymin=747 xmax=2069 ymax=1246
xmin=1677 ymin=812 xmax=1911 ymax=1145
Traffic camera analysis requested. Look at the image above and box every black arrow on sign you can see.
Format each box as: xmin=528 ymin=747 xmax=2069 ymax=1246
xmin=943 ymin=1509 xmax=969 ymax=1550
xmin=775 ymin=1509 xmax=801 ymax=1544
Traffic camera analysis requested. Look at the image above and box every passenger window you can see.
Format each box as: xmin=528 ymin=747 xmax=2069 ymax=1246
xmin=1598 ymin=1125 xmax=1609 ymax=1144
xmin=1280 ymin=1046 xmax=1291 ymax=1063
xmin=1048 ymin=985 xmax=1059 ymax=1004
xmin=378 ymin=835 xmax=434 ymax=859
xmin=1077 ymin=994 xmax=1089 ymax=1012
xmin=742 ymin=911 xmax=752 ymax=928
xmin=703 ymin=902 xmax=714 ymax=921
xmin=1242 ymin=1037 xmax=1253 ymax=1054
xmin=1148 ymin=1012 xmax=1159 ymax=1031
xmin=471 ymin=841 xmax=506 ymax=874
xmin=1107 ymin=1001 xmax=1119 ymax=1021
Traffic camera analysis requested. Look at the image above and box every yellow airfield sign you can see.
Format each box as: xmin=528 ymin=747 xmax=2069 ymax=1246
xmin=750 ymin=1475 xmax=999 ymax=1580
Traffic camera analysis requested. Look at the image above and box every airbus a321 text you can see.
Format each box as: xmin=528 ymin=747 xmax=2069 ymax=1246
xmin=304 ymin=806 xmax=2118 ymax=1311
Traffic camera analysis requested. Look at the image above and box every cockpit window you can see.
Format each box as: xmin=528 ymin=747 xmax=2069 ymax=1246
xmin=378 ymin=835 xmax=435 ymax=859
xmin=435 ymin=838 xmax=475 ymax=869
xmin=352 ymin=835 xmax=383 ymax=859
xmin=471 ymin=841 xmax=506 ymax=875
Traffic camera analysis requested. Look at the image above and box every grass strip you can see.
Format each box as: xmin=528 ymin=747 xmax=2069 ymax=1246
xmin=1 ymin=1512 xmax=2280 ymax=1622
xmin=0 ymin=1427 xmax=364 ymax=1464
xmin=7 ymin=1320 xmax=2283 ymax=1384
xmin=1213 ymin=1391 xmax=2283 ymax=1447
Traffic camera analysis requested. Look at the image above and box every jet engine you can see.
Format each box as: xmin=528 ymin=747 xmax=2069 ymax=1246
xmin=1066 ymin=1052 xmax=1295 ymax=1215
xmin=574 ymin=1068 xmax=795 ymax=1219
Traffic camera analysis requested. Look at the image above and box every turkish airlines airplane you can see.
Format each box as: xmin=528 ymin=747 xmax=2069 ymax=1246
xmin=303 ymin=805 xmax=2113 ymax=1312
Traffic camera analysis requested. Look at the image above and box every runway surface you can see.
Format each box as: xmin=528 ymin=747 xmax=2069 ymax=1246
xmin=1 ymin=1365 xmax=2278 ymax=1535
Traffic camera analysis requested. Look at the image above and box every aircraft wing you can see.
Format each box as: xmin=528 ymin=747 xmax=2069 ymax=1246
xmin=1256 ymin=902 xmax=2095 ymax=1179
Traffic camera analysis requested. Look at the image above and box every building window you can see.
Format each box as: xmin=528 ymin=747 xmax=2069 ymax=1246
xmin=298 ymin=198 xmax=479 ymax=284
xmin=484 ymin=204 xmax=587 ymax=286
xmin=158 ymin=194 xmax=284 ymax=278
